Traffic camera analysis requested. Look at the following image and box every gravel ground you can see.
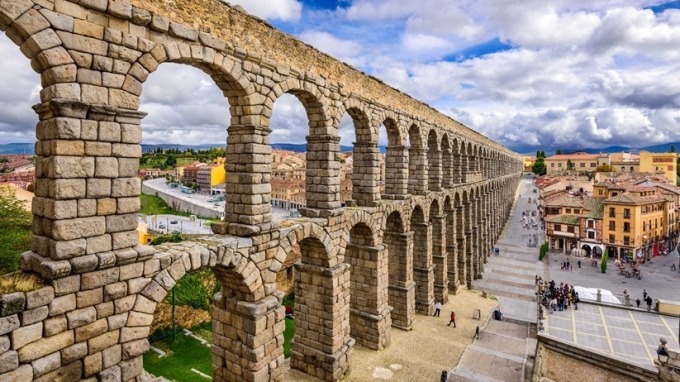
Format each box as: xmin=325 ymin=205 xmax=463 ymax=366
xmin=284 ymin=289 xmax=498 ymax=381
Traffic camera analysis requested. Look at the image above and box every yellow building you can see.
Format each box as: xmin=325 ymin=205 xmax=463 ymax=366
xmin=522 ymin=156 xmax=536 ymax=172
xmin=197 ymin=164 xmax=226 ymax=192
xmin=137 ymin=222 xmax=155 ymax=244
xmin=638 ymin=151 xmax=677 ymax=184
xmin=545 ymin=153 xmax=610 ymax=175
xmin=600 ymin=186 xmax=673 ymax=262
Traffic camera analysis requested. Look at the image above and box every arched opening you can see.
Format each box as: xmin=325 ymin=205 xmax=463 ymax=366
xmin=140 ymin=63 xmax=230 ymax=222
xmin=411 ymin=206 xmax=434 ymax=314
xmin=408 ymin=124 xmax=427 ymax=195
xmin=0 ymin=32 xmax=40 ymax=275
xmin=338 ymin=106 xmax=379 ymax=207
xmin=345 ymin=222 xmax=390 ymax=349
xmin=430 ymin=199 xmax=448 ymax=304
xmin=452 ymin=138 xmax=462 ymax=184
xmin=380 ymin=118 xmax=407 ymax=199
xmin=385 ymin=211 xmax=414 ymax=330
xmin=427 ymin=130 xmax=441 ymax=192
xmin=269 ymin=94 xmax=314 ymax=214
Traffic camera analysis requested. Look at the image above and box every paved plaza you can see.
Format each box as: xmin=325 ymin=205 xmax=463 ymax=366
xmin=544 ymin=302 xmax=680 ymax=369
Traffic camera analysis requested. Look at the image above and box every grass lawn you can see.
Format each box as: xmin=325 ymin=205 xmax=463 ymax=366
xmin=144 ymin=334 xmax=212 ymax=381
xmin=283 ymin=318 xmax=294 ymax=358
xmin=139 ymin=193 xmax=190 ymax=217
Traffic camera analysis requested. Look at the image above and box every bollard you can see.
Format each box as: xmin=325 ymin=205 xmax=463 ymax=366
xmin=441 ymin=370 xmax=448 ymax=382
xmin=596 ymin=289 xmax=602 ymax=302
xmin=475 ymin=326 xmax=480 ymax=339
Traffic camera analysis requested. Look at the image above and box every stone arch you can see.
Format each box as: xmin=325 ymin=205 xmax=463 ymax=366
xmin=280 ymin=222 xmax=336 ymax=267
xmin=265 ymin=77 xmax=332 ymax=135
xmin=454 ymin=191 xmax=467 ymax=286
xmin=427 ymin=129 xmax=442 ymax=192
xmin=451 ymin=137 xmax=463 ymax=184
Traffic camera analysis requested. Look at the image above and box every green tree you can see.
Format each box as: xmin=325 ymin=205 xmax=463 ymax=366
xmin=600 ymin=250 xmax=608 ymax=273
xmin=165 ymin=154 xmax=177 ymax=167
xmin=555 ymin=149 xmax=563 ymax=155
xmin=669 ymin=144 xmax=676 ymax=153
xmin=596 ymin=164 xmax=614 ymax=172
xmin=566 ymin=159 xmax=574 ymax=170
xmin=532 ymin=158 xmax=547 ymax=175
xmin=0 ymin=187 xmax=32 ymax=274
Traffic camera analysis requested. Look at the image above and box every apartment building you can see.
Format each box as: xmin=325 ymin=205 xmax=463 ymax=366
xmin=197 ymin=164 xmax=226 ymax=192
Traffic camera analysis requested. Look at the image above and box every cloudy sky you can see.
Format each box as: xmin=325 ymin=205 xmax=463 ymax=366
xmin=1 ymin=0 xmax=680 ymax=153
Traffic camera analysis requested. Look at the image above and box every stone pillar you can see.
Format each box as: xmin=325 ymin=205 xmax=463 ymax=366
xmin=386 ymin=232 xmax=416 ymax=330
xmin=225 ymin=124 xmax=273 ymax=236
xmin=431 ymin=215 xmax=448 ymax=303
xmin=212 ymin=294 xmax=285 ymax=382
xmin=412 ymin=222 xmax=434 ymax=315
xmin=456 ymin=205 xmax=467 ymax=288
xmin=464 ymin=202 xmax=475 ymax=288
xmin=292 ymin=263 xmax=353 ymax=381
xmin=351 ymin=141 xmax=381 ymax=207
xmin=346 ymin=243 xmax=391 ymax=350
xmin=445 ymin=207 xmax=458 ymax=293
xmin=303 ymin=134 xmax=341 ymax=214
xmin=451 ymin=154 xmax=465 ymax=184
xmin=441 ymin=148 xmax=453 ymax=189
xmin=408 ymin=147 xmax=428 ymax=195
xmin=384 ymin=145 xmax=409 ymax=199
xmin=22 ymin=100 xmax=145 ymax=280
xmin=427 ymin=146 xmax=442 ymax=192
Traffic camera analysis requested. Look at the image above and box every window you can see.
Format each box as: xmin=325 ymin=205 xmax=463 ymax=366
xmin=609 ymin=234 xmax=615 ymax=244
xmin=630 ymin=167 xmax=634 ymax=171
xmin=590 ymin=163 xmax=596 ymax=167
xmin=623 ymin=222 xmax=630 ymax=232
xmin=558 ymin=163 xmax=562 ymax=167
xmin=623 ymin=208 xmax=630 ymax=219
xmin=567 ymin=226 xmax=575 ymax=233
xmin=551 ymin=163 xmax=555 ymax=167
xmin=587 ymin=220 xmax=594 ymax=229
xmin=566 ymin=208 xmax=572 ymax=213
xmin=624 ymin=236 xmax=630 ymax=246
xmin=609 ymin=221 xmax=615 ymax=230
xmin=598 ymin=189 xmax=603 ymax=196
xmin=621 ymin=167 xmax=625 ymax=171
xmin=609 ymin=208 xmax=615 ymax=218
xmin=588 ymin=231 xmax=595 ymax=239
xmin=554 ymin=225 xmax=561 ymax=231
xmin=655 ymin=219 xmax=658 ymax=229
xmin=580 ymin=163 xmax=585 ymax=167
xmin=574 ymin=209 xmax=580 ymax=214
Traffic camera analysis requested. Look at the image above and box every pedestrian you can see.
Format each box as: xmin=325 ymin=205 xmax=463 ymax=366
xmin=570 ymin=265 xmax=573 ymax=272
xmin=577 ymin=259 xmax=581 ymax=268
xmin=433 ymin=301 xmax=442 ymax=317
xmin=643 ymin=289 xmax=648 ymax=300
xmin=636 ymin=298 xmax=641 ymax=308
xmin=646 ymin=295 xmax=653 ymax=311
xmin=448 ymin=311 xmax=456 ymax=327
xmin=567 ymin=260 xmax=570 ymax=269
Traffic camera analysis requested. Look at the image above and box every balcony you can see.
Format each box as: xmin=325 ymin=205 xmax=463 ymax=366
xmin=463 ymin=171 xmax=483 ymax=183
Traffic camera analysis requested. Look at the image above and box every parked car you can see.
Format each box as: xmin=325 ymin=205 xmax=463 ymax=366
xmin=170 ymin=220 xmax=178 ymax=224
xmin=158 ymin=224 xmax=165 ymax=229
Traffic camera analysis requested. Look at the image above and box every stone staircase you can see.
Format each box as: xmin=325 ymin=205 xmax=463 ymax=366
xmin=448 ymin=319 xmax=536 ymax=382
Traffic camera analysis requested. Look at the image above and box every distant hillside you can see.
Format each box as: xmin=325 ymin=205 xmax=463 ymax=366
xmin=0 ymin=143 xmax=33 ymax=155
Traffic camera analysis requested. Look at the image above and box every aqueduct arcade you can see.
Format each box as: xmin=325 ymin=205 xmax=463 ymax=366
xmin=0 ymin=0 xmax=523 ymax=380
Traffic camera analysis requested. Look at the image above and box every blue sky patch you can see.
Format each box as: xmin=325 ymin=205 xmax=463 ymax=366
xmin=646 ymin=0 xmax=680 ymax=14
xmin=443 ymin=38 xmax=513 ymax=62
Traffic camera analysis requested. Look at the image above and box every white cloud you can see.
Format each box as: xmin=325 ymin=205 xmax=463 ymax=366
xmin=227 ymin=0 xmax=303 ymax=21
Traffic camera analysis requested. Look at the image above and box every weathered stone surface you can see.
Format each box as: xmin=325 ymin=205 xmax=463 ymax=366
xmin=17 ymin=330 xmax=74 ymax=362
xmin=0 ymin=350 xmax=18 ymax=374
xmin=49 ymin=294 xmax=76 ymax=317
xmin=0 ymin=293 xmax=26 ymax=317
xmin=0 ymin=315 xmax=21 ymax=336
xmin=81 ymin=268 xmax=120 ymax=290
xmin=31 ymin=351 xmax=60 ymax=377
xmin=11 ymin=322 xmax=43 ymax=349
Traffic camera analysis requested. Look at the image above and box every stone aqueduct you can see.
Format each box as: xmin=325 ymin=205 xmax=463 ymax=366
xmin=0 ymin=0 xmax=523 ymax=381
